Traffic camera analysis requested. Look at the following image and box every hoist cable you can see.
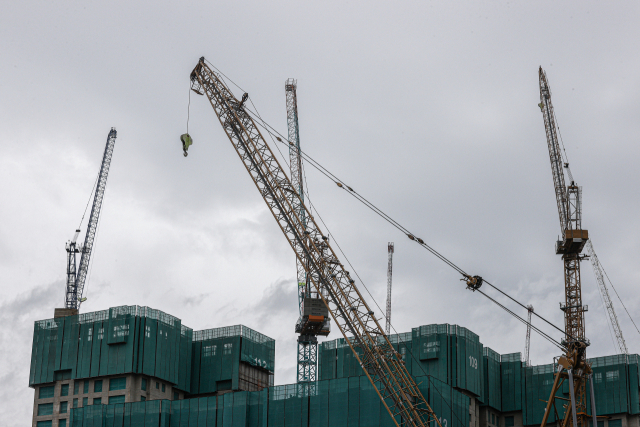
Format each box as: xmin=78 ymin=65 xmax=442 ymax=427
xmin=201 ymin=66 xmax=572 ymax=350
xmin=240 ymin=103 xmax=572 ymax=346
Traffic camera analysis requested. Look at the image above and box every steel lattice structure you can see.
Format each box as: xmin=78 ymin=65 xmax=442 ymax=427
xmin=190 ymin=57 xmax=442 ymax=427
xmin=524 ymin=305 xmax=533 ymax=367
xmin=285 ymin=78 xmax=322 ymax=386
xmin=386 ymin=243 xmax=394 ymax=335
xmin=585 ymin=240 xmax=628 ymax=355
xmin=65 ymin=128 xmax=117 ymax=310
xmin=538 ymin=68 xmax=593 ymax=427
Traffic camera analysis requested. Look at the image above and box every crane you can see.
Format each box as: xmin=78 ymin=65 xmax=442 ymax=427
xmin=585 ymin=240 xmax=628 ymax=355
xmin=64 ymin=128 xmax=117 ymax=310
xmin=524 ymin=305 xmax=533 ymax=367
xmin=538 ymin=68 xmax=596 ymax=427
xmin=189 ymin=57 xmax=443 ymax=427
xmin=285 ymin=78 xmax=329 ymax=386
xmin=386 ymin=242 xmax=394 ymax=335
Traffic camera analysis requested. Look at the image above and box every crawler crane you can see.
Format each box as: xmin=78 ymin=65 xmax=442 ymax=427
xmin=189 ymin=57 xmax=443 ymax=427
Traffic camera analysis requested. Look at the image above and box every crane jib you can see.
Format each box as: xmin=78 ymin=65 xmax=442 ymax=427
xmin=189 ymin=57 xmax=442 ymax=427
xmin=66 ymin=128 xmax=117 ymax=310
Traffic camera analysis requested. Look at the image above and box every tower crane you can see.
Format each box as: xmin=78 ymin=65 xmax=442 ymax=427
xmin=585 ymin=240 xmax=628 ymax=355
xmin=189 ymin=57 xmax=443 ymax=427
xmin=538 ymin=68 xmax=596 ymax=427
xmin=386 ymin=242 xmax=394 ymax=335
xmin=524 ymin=305 xmax=533 ymax=367
xmin=285 ymin=78 xmax=329 ymax=386
xmin=64 ymin=128 xmax=117 ymax=310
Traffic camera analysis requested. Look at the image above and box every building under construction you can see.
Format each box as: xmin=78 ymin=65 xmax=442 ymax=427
xmin=30 ymin=305 xmax=640 ymax=427
xmin=29 ymin=60 xmax=639 ymax=427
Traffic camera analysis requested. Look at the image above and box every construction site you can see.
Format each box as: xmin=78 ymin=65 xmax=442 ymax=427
xmin=26 ymin=60 xmax=640 ymax=427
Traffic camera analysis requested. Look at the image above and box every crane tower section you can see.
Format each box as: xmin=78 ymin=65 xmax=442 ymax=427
xmin=190 ymin=57 xmax=442 ymax=427
xmin=524 ymin=305 xmax=533 ymax=367
xmin=285 ymin=79 xmax=326 ymax=386
xmin=65 ymin=128 xmax=117 ymax=310
xmin=385 ymin=242 xmax=394 ymax=335
xmin=538 ymin=68 xmax=591 ymax=427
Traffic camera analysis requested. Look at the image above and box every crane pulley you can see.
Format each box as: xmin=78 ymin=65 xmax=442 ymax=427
xmin=189 ymin=57 xmax=442 ymax=427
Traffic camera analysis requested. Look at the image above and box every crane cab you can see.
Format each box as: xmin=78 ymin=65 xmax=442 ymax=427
xmin=296 ymin=297 xmax=331 ymax=337
xmin=556 ymin=229 xmax=589 ymax=255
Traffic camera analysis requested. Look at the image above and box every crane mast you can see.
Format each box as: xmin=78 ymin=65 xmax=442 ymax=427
xmin=538 ymin=68 xmax=593 ymax=427
xmin=524 ymin=305 xmax=534 ymax=367
xmin=190 ymin=57 xmax=442 ymax=427
xmin=386 ymin=242 xmax=394 ymax=335
xmin=285 ymin=78 xmax=325 ymax=385
xmin=65 ymin=128 xmax=117 ymax=310
xmin=585 ymin=240 xmax=628 ymax=355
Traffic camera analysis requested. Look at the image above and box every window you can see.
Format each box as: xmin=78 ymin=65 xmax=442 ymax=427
xmin=204 ymin=345 xmax=217 ymax=357
xmin=36 ymin=421 xmax=52 ymax=427
xmin=606 ymin=370 xmax=620 ymax=382
xmin=156 ymin=382 xmax=159 ymax=389
xmin=37 ymin=403 xmax=53 ymax=416
xmin=505 ymin=416 xmax=514 ymax=427
xmin=173 ymin=391 xmax=179 ymax=400
xmin=61 ymin=384 xmax=69 ymax=397
xmin=93 ymin=398 xmax=102 ymax=405
xmin=60 ymin=401 xmax=68 ymax=413
xmin=94 ymin=380 xmax=103 ymax=392
xmin=73 ymin=399 xmax=78 ymax=408
xmin=141 ymin=396 xmax=146 ymax=401
xmin=162 ymin=383 xmax=165 ymax=392
xmin=141 ymin=378 xmax=147 ymax=391
xmin=223 ymin=343 xmax=233 ymax=355
xmin=594 ymin=372 xmax=602 ymax=383
xmin=109 ymin=377 xmax=127 ymax=391
xmin=109 ymin=395 xmax=126 ymax=404
xmin=39 ymin=386 xmax=55 ymax=399
xmin=492 ymin=414 xmax=496 ymax=425
xmin=59 ymin=420 xmax=67 ymax=427
xmin=609 ymin=420 xmax=622 ymax=427
xmin=54 ymin=370 xmax=72 ymax=381
xmin=83 ymin=381 xmax=89 ymax=394
xmin=83 ymin=397 xmax=88 ymax=406
xmin=73 ymin=382 xmax=79 ymax=395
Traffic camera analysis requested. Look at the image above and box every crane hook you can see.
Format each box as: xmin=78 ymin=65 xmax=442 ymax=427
xmin=181 ymin=133 xmax=193 ymax=157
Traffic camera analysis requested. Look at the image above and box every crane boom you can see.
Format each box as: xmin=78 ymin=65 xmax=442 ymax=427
xmin=539 ymin=69 xmax=570 ymax=234
xmin=65 ymin=128 xmax=117 ymax=310
xmin=190 ymin=57 xmax=442 ymax=427
xmin=585 ymin=240 xmax=628 ymax=355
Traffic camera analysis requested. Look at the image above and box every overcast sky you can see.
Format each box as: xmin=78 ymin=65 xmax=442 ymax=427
xmin=2 ymin=1 xmax=640 ymax=424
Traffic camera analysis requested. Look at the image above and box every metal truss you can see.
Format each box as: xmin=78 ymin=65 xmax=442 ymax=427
xmin=66 ymin=128 xmax=117 ymax=310
xmin=191 ymin=57 xmax=442 ymax=427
